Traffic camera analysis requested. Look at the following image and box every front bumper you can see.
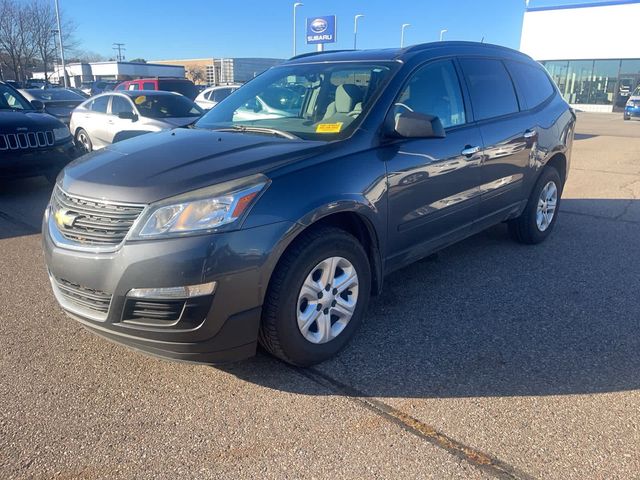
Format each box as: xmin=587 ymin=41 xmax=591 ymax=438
xmin=625 ymin=105 xmax=640 ymax=118
xmin=0 ymin=139 xmax=77 ymax=179
xmin=43 ymin=211 xmax=295 ymax=363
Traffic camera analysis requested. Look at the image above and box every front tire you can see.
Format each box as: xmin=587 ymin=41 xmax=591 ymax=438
xmin=509 ymin=166 xmax=563 ymax=244
xmin=259 ymin=227 xmax=371 ymax=366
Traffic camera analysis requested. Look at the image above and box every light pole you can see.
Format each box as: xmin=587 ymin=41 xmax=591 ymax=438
xmin=54 ymin=0 xmax=67 ymax=87
xmin=293 ymin=2 xmax=303 ymax=57
xmin=439 ymin=29 xmax=448 ymax=41
xmin=353 ymin=14 xmax=364 ymax=49
xmin=400 ymin=23 xmax=411 ymax=48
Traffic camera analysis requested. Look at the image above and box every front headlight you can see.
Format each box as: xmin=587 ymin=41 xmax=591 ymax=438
xmin=53 ymin=127 xmax=71 ymax=141
xmin=130 ymin=174 xmax=269 ymax=239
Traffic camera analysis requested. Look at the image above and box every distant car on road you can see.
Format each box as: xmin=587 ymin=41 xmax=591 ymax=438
xmin=69 ymin=90 xmax=203 ymax=152
xmin=0 ymin=81 xmax=76 ymax=182
xmin=115 ymin=78 xmax=199 ymax=100
xmin=624 ymin=85 xmax=640 ymax=120
xmin=194 ymin=84 xmax=241 ymax=110
xmin=19 ymin=88 xmax=86 ymax=126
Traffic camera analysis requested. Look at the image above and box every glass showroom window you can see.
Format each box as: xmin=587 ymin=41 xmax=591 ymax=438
xmin=590 ymin=60 xmax=620 ymax=105
xmin=542 ymin=61 xmax=569 ymax=99
xmin=565 ymin=60 xmax=594 ymax=104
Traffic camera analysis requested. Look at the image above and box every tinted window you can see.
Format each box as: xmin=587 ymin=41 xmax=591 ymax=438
xmin=143 ymin=82 xmax=155 ymax=90
xmin=395 ymin=60 xmax=466 ymax=128
xmin=130 ymin=94 xmax=203 ymax=118
xmin=111 ymin=96 xmax=133 ymax=115
xmin=213 ymin=88 xmax=234 ymax=102
xmin=506 ymin=61 xmax=554 ymax=109
xmin=459 ymin=58 xmax=519 ymax=121
xmin=90 ymin=96 xmax=109 ymax=113
xmin=158 ymin=80 xmax=198 ymax=99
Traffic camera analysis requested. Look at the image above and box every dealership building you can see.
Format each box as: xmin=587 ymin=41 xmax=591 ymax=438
xmin=521 ymin=0 xmax=640 ymax=112
xmin=152 ymin=58 xmax=284 ymax=85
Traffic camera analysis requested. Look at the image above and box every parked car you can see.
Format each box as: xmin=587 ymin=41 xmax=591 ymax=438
xmin=194 ymin=84 xmax=241 ymax=110
xmin=115 ymin=78 xmax=198 ymax=100
xmin=67 ymin=87 xmax=90 ymax=99
xmin=84 ymin=80 xmax=119 ymax=96
xmin=69 ymin=90 xmax=203 ymax=152
xmin=624 ymin=85 xmax=640 ymax=120
xmin=0 ymin=81 xmax=76 ymax=182
xmin=44 ymin=42 xmax=575 ymax=367
xmin=19 ymin=88 xmax=86 ymax=126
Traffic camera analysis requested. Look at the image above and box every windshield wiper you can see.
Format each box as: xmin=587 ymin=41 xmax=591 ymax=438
xmin=213 ymin=125 xmax=300 ymax=140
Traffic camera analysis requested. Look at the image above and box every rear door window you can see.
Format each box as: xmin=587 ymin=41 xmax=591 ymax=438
xmin=505 ymin=60 xmax=555 ymax=110
xmin=143 ymin=82 xmax=156 ymax=90
xmin=90 ymin=95 xmax=109 ymax=113
xmin=459 ymin=58 xmax=519 ymax=121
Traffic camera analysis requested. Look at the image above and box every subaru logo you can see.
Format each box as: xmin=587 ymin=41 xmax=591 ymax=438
xmin=310 ymin=18 xmax=328 ymax=34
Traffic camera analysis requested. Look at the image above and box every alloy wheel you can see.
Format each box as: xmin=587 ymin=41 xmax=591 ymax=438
xmin=536 ymin=180 xmax=558 ymax=232
xmin=296 ymin=256 xmax=359 ymax=344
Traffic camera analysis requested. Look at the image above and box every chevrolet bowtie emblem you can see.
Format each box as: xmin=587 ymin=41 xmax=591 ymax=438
xmin=54 ymin=209 xmax=78 ymax=228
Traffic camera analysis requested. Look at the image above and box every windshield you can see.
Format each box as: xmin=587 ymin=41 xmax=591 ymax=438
xmin=0 ymin=84 xmax=33 ymax=110
xmin=633 ymin=86 xmax=640 ymax=96
xmin=195 ymin=62 xmax=397 ymax=140
xmin=25 ymin=89 xmax=84 ymax=101
xmin=131 ymin=94 xmax=203 ymax=118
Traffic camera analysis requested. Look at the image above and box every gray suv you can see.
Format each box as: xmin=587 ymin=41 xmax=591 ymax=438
xmin=43 ymin=42 xmax=575 ymax=366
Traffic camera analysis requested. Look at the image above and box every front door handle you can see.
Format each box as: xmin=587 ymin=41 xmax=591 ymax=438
xmin=523 ymin=129 xmax=537 ymax=139
xmin=461 ymin=145 xmax=480 ymax=157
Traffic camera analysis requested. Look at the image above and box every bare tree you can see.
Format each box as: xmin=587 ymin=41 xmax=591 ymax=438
xmin=187 ymin=66 xmax=205 ymax=84
xmin=0 ymin=0 xmax=77 ymax=82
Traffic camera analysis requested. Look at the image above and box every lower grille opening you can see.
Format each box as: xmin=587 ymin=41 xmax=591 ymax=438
xmin=122 ymin=300 xmax=186 ymax=326
xmin=53 ymin=277 xmax=112 ymax=317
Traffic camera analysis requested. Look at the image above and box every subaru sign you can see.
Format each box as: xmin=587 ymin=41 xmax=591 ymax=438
xmin=306 ymin=15 xmax=336 ymax=44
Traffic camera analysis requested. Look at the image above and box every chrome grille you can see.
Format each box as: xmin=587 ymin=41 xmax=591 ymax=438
xmin=0 ymin=131 xmax=54 ymax=150
xmin=53 ymin=277 xmax=112 ymax=315
xmin=51 ymin=187 xmax=145 ymax=246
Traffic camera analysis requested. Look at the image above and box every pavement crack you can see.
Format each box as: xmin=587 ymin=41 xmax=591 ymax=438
xmin=292 ymin=365 xmax=536 ymax=480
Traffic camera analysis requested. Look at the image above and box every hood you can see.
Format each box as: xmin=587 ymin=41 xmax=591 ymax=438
xmin=157 ymin=116 xmax=200 ymax=128
xmin=61 ymin=128 xmax=327 ymax=203
xmin=0 ymin=110 xmax=65 ymax=132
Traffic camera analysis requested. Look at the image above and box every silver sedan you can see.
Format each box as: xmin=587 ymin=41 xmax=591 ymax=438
xmin=69 ymin=90 xmax=203 ymax=152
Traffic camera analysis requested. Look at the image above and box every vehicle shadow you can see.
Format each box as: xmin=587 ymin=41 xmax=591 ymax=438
xmin=0 ymin=176 xmax=51 ymax=239
xmin=220 ymin=198 xmax=640 ymax=398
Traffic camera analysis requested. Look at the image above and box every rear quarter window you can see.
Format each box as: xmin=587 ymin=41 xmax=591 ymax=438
xmin=459 ymin=58 xmax=519 ymax=121
xmin=505 ymin=60 xmax=555 ymax=110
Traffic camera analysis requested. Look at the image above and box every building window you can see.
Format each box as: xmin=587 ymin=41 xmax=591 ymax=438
xmin=591 ymin=60 xmax=620 ymax=105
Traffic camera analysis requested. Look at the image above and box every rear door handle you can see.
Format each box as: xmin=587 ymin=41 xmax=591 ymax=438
xmin=523 ymin=129 xmax=537 ymax=139
xmin=461 ymin=145 xmax=480 ymax=157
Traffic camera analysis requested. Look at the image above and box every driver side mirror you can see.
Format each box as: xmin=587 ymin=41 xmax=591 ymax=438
xmin=117 ymin=111 xmax=138 ymax=121
xmin=30 ymin=100 xmax=45 ymax=111
xmin=389 ymin=111 xmax=446 ymax=139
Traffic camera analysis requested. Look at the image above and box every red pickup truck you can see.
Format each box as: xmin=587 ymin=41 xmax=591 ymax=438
xmin=115 ymin=78 xmax=198 ymax=100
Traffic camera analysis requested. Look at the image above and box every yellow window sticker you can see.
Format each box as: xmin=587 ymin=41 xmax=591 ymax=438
xmin=316 ymin=122 xmax=343 ymax=133
xmin=134 ymin=95 xmax=146 ymax=105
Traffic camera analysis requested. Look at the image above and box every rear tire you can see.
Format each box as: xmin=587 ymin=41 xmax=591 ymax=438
xmin=509 ymin=166 xmax=563 ymax=244
xmin=75 ymin=128 xmax=92 ymax=153
xmin=259 ymin=226 xmax=371 ymax=367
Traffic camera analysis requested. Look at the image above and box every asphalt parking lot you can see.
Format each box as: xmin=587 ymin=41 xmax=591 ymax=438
xmin=1 ymin=112 xmax=639 ymax=479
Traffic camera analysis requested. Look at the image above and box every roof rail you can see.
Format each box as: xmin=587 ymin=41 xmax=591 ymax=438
xmin=289 ymin=49 xmax=355 ymax=60
xmin=402 ymin=41 xmax=525 ymax=56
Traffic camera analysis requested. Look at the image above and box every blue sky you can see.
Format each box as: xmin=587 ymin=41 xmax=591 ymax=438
xmin=60 ymin=0 xmax=600 ymax=60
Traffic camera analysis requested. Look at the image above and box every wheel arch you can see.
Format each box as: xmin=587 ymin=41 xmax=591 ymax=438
xmin=263 ymin=206 xmax=385 ymax=301
xmin=545 ymin=152 xmax=567 ymax=186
